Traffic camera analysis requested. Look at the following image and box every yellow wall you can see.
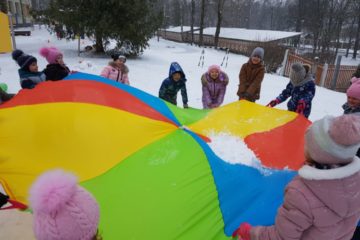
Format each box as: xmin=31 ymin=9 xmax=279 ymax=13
xmin=0 ymin=12 xmax=12 ymax=53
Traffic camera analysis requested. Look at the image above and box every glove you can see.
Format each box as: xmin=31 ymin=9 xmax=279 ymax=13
xmin=239 ymin=93 xmax=253 ymax=102
xmin=296 ymin=100 xmax=306 ymax=114
xmin=232 ymin=222 xmax=252 ymax=240
xmin=183 ymin=103 xmax=189 ymax=109
xmin=266 ymin=99 xmax=280 ymax=107
xmin=0 ymin=192 xmax=9 ymax=208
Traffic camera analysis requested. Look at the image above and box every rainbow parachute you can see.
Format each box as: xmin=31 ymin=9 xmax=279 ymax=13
xmin=0 ymin=73 xmax=310 ymax=239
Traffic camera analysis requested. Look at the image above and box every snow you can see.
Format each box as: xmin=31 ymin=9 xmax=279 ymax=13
xmin=166 ymin=26 xmax=302 ymax=42
xmin=0 ymin=26 xmax=347 ymax=167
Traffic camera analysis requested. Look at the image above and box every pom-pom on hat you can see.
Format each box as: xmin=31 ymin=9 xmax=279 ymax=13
xmin=251 ymin=47 xmax=264 ymax=60
xmin=29 ymin=169 xmax=99 ymax=240
xmin=111 ymin=54 xmax=126 ymax=63
xmin=347 ymin=78 xmax=360 ymax=100
xmin=289 ymin=62 xmax=306 ymax=86
xmin=208 ymin=64 xmax=221 ymax=73
xmin=11 ymin=49 xmax=37 ymax=71
xmin=39 ymin=47 xmax=63 ymax=64
xmin=305 ymin=114 xmax=360 ymax=164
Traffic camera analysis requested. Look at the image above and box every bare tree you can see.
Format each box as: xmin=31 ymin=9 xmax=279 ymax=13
xmin=190 ymin=0 xmax=195 ymax=45
xmin=199 ymin=0 xmax=206 ymax=46
xmin=352 ymin=0 xmax=360 ymax=59
xmin=214 ymin=0 xmax=226 ymax=49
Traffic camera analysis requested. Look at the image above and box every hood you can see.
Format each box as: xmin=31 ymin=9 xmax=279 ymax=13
xmin=298 ymin=157 xmax=360 ymax=217
xmin=168 ymin=62 xmax=186 ymax=80
xmin=292 ymin=72 xmax=314 ymax=87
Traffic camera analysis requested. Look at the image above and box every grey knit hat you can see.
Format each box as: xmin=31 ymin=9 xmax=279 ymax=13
xmin=251 ymin=47 xmax=264 ymax=60
xmin=289 ymin=62 xmax=306 ymax=86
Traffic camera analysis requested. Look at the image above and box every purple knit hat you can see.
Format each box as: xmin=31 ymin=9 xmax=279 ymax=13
xmin=305 ymin=115 xmax=360 ymax=164
xmin=347 ymin=77 xmax=360 ymax=100
xmin=208 ymin=64 xmax=221 ymax=73
xmin=29 ymin=170 xmax=99 ymax=240
xmin=39 ymin=47 xmax=63 ymax=64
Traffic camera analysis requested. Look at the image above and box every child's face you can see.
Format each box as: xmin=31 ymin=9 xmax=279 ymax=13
xmin=115 ymin=59 xmax=124 ymax=67
xmin=29 ymin=62 xmax=38 ymax=72
xmin=56 ymin=55 xmax=64 ymax=65
xmin=251 ymin=55 xmax=261 ymax=65
xmin=209 ymin=70 xmax=219 ymax=79
xmin=347 ymin=96 xmax=360 ymax=108
xmin=172 ymin=72 xmax=181 ymax=81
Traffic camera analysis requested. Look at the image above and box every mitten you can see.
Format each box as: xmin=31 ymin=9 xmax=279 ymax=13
xmin=0 ymin=192 xmax=9 ymax=208
xmin=232 ymin=222 xmax=252 ymax=240
xmin=296 ymin=100 xmax=306 ymax=114
xmin=267 ymin=98 xmax=280 ymax=107
xmin=183 ymin=103 xmax=189 ymax=109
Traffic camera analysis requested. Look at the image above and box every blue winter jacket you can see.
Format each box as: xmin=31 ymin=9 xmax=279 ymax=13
xmin=159 ymin=62 xmax=188 ymax=106
xmin=276 ymin=75 xmax=315 ymax=118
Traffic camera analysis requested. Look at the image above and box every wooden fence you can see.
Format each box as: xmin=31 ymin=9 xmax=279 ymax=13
xmin=285 ymin=53 xmax=358 ymax=92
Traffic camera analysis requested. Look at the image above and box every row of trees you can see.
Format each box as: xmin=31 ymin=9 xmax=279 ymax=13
xmin=162 ymin=0 xmax=360 ymax=59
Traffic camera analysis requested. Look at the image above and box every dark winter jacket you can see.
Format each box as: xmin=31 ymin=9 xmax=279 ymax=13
xmin=343 ymin=103 xmax=360 ymax=115
xmin=276 ymin=73 xmax=315 ymax=118
xmin=18 ymin=69 xmax=46 ymax=89
xmin=0 ymin=88 xmax=14 ymax=104
xmin=159 ymin=62 xmax=188 ymax=106
xmin=201 ymin=71 xmax=229 ymax=109
xmin=44 ymin=63 xmax=70 ymax=81
xmin=237 ymin=60 xmax=265 ymax=101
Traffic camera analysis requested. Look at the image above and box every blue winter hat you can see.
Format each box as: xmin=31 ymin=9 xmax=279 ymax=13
xmin=12 ymin=49 xmax=37 ymax=70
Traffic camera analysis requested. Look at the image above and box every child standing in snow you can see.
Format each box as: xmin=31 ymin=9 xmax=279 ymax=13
xmin=11 ymin=49 xmax=45 ymax=89
xmin=233 ymin=114 xmax=360 ymax=240
xmin=237 ymin=47 xmax=265 ymax=102
xmin=40 ymin=46 xmax=70 ymax=81
xmin=201 ymin=64 xmax=229 ymax=109
xmin=100 ymin=54 xmax=130 ymax=85
xmin=159 ymin=62 xmax=189 ymax=108
xmin=267 ymin=62 xmax=315 ymax=118
xmin=29 ymin=169 xmax=101 ymax=240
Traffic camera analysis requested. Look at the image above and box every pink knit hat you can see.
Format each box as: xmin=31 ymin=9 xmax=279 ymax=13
xmin=29 ymin=170 xmax=100 ymax=240
xmin=208 ymin=64 xmax=221 ymax=73
xmin=347 ymin=77 xmax=360 ymax=100
xmin=305 ymin=114 xmax=360 ymax=164
xmin=39 ymin=47 xmax=63 ymax=64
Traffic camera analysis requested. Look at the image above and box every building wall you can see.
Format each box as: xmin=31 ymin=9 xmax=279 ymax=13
xmin=7 ymin=0 xmax=32 ymax=27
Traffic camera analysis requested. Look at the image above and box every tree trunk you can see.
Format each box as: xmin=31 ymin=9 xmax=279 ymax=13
xmin=353 ymin=14 xmax=360 ymax=59
xmin=199 ymin=0 xmax=205 ymax=47
xmin=95 ymin=30 xmax=104 ymax=53
xmin=214 ymin=0 xmax=225 ymax=49
xmin=190 ymin=0 xmax=195 ymax=45
xmin=346 ymin=18 xmax=356 ymax=58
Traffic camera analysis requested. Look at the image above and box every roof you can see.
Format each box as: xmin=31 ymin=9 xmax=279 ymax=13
xmin=165 ymin=26 xmax=301 ymax=42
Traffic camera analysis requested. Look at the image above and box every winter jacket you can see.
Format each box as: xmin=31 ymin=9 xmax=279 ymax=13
xmin=100 ymin=61 xmax=130 ymax=85
xmin=251 ymin=157 xmax=360 ymax=240
xmin=276 ymin=73 xmax=315 ymax=118
xmin=237 ymin=60 xmax=265 ymax=101
xmin=159 ymin=62 xmax=188 ymax=106
xmin=201 ymin=71 xmax=229 ymax=109
xmin=44 ymin=63 xmax=70 ymax=81
xmin=18 ymin=69 xmax=46 ymax=89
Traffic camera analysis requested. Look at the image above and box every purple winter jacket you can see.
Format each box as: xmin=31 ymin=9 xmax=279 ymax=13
xmin=201 ymin=71 xmax=229 ymax=109
xmin=251 ymin=157 xmax=360 ymax=240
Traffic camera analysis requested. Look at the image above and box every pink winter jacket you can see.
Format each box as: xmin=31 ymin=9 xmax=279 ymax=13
xmin=251 ymin=157 xmax=360 ymax=240
xmin=100 ymin=62 xmax=129 ymax=85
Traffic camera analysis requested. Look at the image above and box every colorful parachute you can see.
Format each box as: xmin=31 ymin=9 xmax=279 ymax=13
xmin=0 ymin=73 xmax=311 ymax=239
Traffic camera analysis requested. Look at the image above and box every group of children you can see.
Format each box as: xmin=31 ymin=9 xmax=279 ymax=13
xmin=2 ymin=45 xmax=360 ymax=240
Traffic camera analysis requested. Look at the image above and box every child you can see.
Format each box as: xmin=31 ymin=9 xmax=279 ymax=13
xmin=237 ymin=47 xmax=265 ymax=102
xmin=29 ymin=169 xmax=101 ymax=240
xmin=343 ymin=75 xmax=360 ymax=115
xmin=201 ymin=64 xmax=229 ymax=109
xmin=39 ymin=46 xmax=70 ymax=81
xmin=100 ymin=54 xmax=130 ymax=85
xmin=233 ymin=114 xmax=360 ymax=240
xmin=159 ymin=62 xmax=189 ymax=108
xmin=11 ymin=49 xmax=45 ymax=89
xmin=267 ymin=62 xmax=315 ymax=118
xmin=0 ymin=84 xmax=14 ymax=104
